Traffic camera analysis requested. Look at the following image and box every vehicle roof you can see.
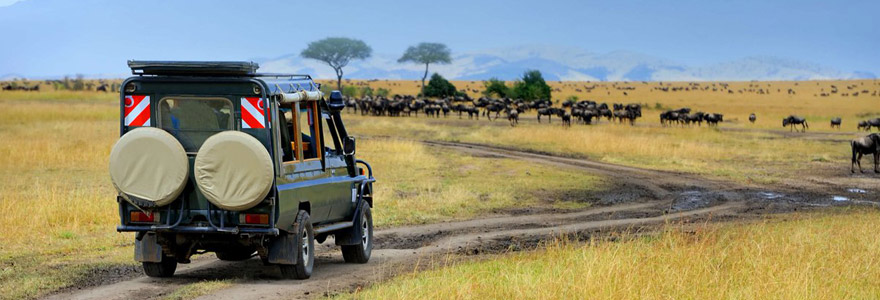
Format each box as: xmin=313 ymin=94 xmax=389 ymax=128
xmin=127 ymin=60 xmax=320 ymax=95
xmin=129 ymin=60 xmax=260 ymax=76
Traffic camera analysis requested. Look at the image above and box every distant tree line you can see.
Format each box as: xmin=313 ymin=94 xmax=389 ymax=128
xmin=482 ymin=70 xmax=553 ymax=101
xmin=301 ymin=37 xmax=552 ymax=100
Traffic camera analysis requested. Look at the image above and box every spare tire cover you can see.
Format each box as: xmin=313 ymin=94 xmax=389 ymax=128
xmin=109 ymin=127 xmax=189 ymax=207
xmin=194 ymin=131 xmax=273 ymax=211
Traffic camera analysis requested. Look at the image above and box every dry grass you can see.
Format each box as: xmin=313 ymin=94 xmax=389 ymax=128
xmin=345 ymin=114 xmax=842 ymax=184
xmin=360 ymin=138 xmax=601 ymax=226
xmin=0 ymin=93 xmax=135 ymax=300
xmin=0 ymin=79 xmax=875 ymax=298
xmin=322 ymin=78 xmax=880 ymax=132
xmin=348 ymin=208 xmax=880 ymax=299
xmin=163 ymin=279 xmax=234 ymax=300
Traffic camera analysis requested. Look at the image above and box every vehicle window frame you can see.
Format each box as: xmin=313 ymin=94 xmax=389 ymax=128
xmin=321 ymin=112 xmax=342 ymax=157
xmin=282 ymin=100 xmax=324 ymax=166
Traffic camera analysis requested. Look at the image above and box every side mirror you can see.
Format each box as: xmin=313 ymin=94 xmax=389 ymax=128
xmin=327 ymin=90 xmax=345 ymax=113
xmin=343 ymin=136 xmax=356 ymax=156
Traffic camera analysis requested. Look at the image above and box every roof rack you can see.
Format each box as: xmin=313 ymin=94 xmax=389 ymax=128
xmin=128 ymin=60 xmax=260 ymax=76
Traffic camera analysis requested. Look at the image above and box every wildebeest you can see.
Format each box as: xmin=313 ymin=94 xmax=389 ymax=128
xmin=484 ymin=102 xmax=505 ymax=121
xmin=616 ymin=110 xmax=638 ymax=125
xmin=782 ymin=115 xmax=809 ymax=132
xmin=749 ymin=113 xmax=756 ymax=123
xmin=659 ymin=108 xmax=690 ymax=126
xmin=537 ymin=108 xmax=563 ymax=123
xmin=561 ymin=112 xmax=571 ymax=127
xmin=860 ymin=118 xmax=880 ymax=131
xmin=685 ymin=112 xmax=705 ymax=126
xmin=704 ymin=113 xmax=723 ymax=126
xmin=830 ymin=117 xmax=842 ymax=129
xmin=851 ymin=133 xmax=880 ymax=173
xmin=507 ymin=109 xmax=519 ymax=127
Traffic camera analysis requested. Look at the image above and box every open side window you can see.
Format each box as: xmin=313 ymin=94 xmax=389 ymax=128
xmin=280 ymin=101 xmax=323 ymax=164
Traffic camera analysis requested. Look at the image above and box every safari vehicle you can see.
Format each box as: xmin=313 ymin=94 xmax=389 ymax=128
xmin=110 ymin=61 xmax=375 ymax=279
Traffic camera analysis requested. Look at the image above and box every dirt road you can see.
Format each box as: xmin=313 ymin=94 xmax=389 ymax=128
xmin=46 ymin=141 xmax=876 ymax=300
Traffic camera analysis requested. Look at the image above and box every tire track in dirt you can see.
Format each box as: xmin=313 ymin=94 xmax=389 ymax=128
xmin=188 ymin=203 xmax=740 ymax=300
xmin=45 ymin=139 xmax=844 ymax=300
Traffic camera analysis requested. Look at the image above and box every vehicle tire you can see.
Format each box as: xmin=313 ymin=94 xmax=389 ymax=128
xmin=215 ymin=247 xmax=255 ymax=261
xmin=342 ymin=202 xmax=373 ymax=264
xmin=279 ymin=210 xmax=314 ymax=280
xmin=142 ymin=254 xmax=177 ymax=277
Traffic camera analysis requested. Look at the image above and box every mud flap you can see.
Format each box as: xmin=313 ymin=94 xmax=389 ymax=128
xmin=335 ymin=204 xmax=364 ymax=246
xmin=134 ymin=232 xmax=162 ymax=263
xmin=334 ymin=228 xmax=359 ymax=246
xmin=267 ymin=232 xmax=298 ymax=265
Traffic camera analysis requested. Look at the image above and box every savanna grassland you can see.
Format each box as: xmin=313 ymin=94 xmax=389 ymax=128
xmin=0 ymin=90 xmax=600 ymax=299
xmin=349 ymin=208 xmax=880 ymax=299
xmin=321 ymin=78 xmax=880 ymax=132
xmin=334 ymin=78 xmax=880 ymax=185
xmin=0 ymin=78 xmax=878 ymax=299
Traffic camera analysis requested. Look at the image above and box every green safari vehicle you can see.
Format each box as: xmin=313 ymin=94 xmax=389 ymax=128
xmin=111 ymin=61 xmax=375 ymax=279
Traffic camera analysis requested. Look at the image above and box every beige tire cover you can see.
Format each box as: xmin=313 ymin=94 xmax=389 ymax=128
xmin=194 ymin=131 xmax=273 ymax=211
xmin=109 ymin=127 xmax=189 ymax=207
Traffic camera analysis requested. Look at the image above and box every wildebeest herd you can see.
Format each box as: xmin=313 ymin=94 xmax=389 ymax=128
xmin=342 ymin=93 xmax=880 ymax=135
xmin=344 ymin=95 xmax=644 ymax=127
xmin=659 ymin=108 xmax=724 ymax=127
xmin=2 ymin=84 xmax=39 ymax=91
xmin=341 ymin=92 xmax=880 ymax=176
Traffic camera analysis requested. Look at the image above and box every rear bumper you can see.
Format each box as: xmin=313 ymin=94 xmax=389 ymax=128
xmin=117 ymin=224 xmax=280 ymax=235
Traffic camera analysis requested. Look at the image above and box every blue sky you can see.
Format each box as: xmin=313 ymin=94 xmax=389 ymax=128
xmin=0 ymin=0 xmax=877 ymax=77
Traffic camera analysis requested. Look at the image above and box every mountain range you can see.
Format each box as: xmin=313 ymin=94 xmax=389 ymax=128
xmin=258 ymin=45 xmax=875 ymax=82
xmin=2 ymin=45 xmax=873 ymax=82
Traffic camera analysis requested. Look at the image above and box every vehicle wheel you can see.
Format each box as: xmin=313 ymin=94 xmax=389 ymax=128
xmin=342 ymin=202 xmax=373 ymax=263
xmin=279 ymin=210 xmax=314 ymax=279
xmin=215 ymin=247 xmax=255 ymax=261
xmin=143 ymin=254 xmax=177 ymax=277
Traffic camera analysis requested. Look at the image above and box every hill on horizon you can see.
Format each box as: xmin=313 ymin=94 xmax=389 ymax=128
xmin=258 ymin=45 xmax=875 ymax=82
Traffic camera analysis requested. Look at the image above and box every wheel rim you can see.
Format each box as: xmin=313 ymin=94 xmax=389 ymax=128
xmin=301 ymin=230 xmax=310 ymax=267
xmin=361 ymin=218 xmax=369 ymax=250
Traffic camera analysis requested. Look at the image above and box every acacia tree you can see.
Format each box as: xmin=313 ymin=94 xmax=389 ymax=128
xmin=301 ymin=37 xmax=372 ymax=90
xmin=398 ymin=42 xmax=452 ymax=94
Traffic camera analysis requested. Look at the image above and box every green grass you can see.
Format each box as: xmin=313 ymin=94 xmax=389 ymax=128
xmin=346 ymin=208 xmax=880 ymax=299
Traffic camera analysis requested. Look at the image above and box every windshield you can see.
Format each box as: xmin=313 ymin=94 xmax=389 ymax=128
xmin=158 ymin=97 xmax=233 ymax=152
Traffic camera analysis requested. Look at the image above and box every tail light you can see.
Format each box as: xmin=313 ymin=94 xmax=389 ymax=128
xmin=359 ymin=168 xmax=365 ymax=176
xmin=240 ymin=214 xmax=269 ymax=225
xmin=131 ymin=211 xmax=157 ymax=223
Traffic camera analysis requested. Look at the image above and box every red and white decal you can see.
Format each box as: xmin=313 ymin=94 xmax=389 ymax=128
xmin=123 ymin=95 xmax=151 ymax=126
xmin=241 ymin=97 xmax=266 ymax=129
